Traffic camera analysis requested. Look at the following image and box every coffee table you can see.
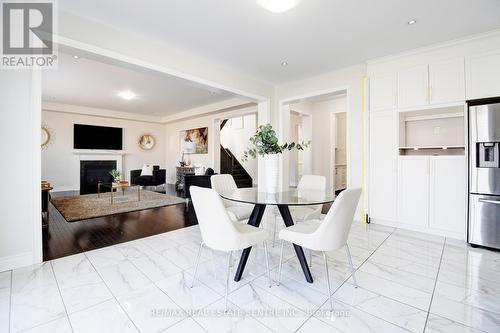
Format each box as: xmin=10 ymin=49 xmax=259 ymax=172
xmin=97 ymin=182 xmax=141 ymax=204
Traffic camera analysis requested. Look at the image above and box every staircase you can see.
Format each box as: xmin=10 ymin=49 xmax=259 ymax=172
xmin=220 ymin=146 xmax=253 ymax=188
xmin=220 ymin=119 xmax=253 ymax=188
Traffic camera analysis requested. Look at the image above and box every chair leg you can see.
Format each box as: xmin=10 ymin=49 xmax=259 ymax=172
xmin=224 ymin=251 xmax=232 ymax=312
xmin=263 ymin=241 xmax=272 ymax=288
xmin=323 ymin=252 xmax=333 ymax=312
xmin=345 ymin=244 xmax=358 ymax=288
xmin=210 ymin=249 xmax=217 ymax=279
xmin=190 ymin=242 xmax=204 ymax=288
xmin=273 ymin=213 xmax=278 ymax=247
xmin=277 ymin=240 xmax=284 ymax=286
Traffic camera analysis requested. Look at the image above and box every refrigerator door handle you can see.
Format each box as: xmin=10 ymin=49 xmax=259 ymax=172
xmin=478 ymin=199 xmax=500 ymax=205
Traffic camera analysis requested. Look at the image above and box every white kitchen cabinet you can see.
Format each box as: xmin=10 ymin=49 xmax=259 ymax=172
xmin=466 ymin=50 xmax=500 ymax=99
xmin=398 ymin=65 xmax=429 ymax=109
xmin=429 ymin=156 xmax=466 ymax=234
xmin=369 ymin=110 xmax=397 ymax=221
xmin=398 ymin=156 xmax=429 ymax=227
xmin=429 ymin=58 xmax=465 ymax=104
xmin=369 ymin=73 xmax=397 ymax=111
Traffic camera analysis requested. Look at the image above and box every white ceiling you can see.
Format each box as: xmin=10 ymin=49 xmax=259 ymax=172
xmin=59 ymin=0 xmax=500 ymax=83
xmin=42 ymin=52 xmax=236 ymax=116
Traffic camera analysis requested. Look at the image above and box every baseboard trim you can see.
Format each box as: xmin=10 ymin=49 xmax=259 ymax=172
xmin=0 ymin=251 xmax=35 ymax=273
xmin=51 ymin=186 xmax=76 ymax=193
xmin=370 ymin=218 xmax=465 ymax=240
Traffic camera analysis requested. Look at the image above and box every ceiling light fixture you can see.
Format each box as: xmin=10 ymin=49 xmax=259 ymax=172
xmin=281 ymin=61 xmax=288 ymax=66
xmin=72 ymin=55 xmax=79 ymax=59
xmin=407 ymin=19 xmax=417 ymax=25
xmin=117 ymin=90 xmax=137 ymax=101
xmin=257 ymin=0 xmax=300 ymax=13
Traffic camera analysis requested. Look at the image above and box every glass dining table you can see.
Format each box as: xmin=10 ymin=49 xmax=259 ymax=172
xmin=220 ymin=187 xmax=336 ymax=284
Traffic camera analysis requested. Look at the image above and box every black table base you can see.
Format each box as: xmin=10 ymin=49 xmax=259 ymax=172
xmin=233 ymin=204 xmax=314 ymax=283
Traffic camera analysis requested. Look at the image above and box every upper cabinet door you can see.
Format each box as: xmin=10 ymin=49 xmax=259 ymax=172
xmin=429 ymin=58 xmax=465 ymax=104
xmin=369 ymin=73 xmax=397 ymax=112
xmin=466 ymin=50 xmax=500 ymax=100
xmin=398 ymin=65 xmax=429 ymax=109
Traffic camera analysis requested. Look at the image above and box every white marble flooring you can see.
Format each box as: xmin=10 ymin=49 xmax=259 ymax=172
xmin=1 ymin=219 xmax=499 ymax=333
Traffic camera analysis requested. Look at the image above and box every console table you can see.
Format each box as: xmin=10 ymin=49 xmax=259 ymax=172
xmin=175 ymin=166 xmax=195 ymax=191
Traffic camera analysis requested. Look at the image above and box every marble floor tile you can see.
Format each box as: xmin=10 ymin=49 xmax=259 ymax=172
xmin=159 ymin=245 xmax=209 ymax=270
xmin=22 ymin=316 xmax=73 ymax=333
xmin=315 ymin=299 xmax=411 ymax=333
xmin=10 ymin=263 xmax=66 ymax=332
xmin=117 ymin=284 xmax=185 ymax=333
xmin=155 ymin=271 xmax=221 ymax=311
xmin=129 ymin=250 xmax=183 ymax=283
xmin=51 ymin=254 xmax=113 ymax=313
xmin=86 ymin=246 xmax=127 ymax=268
xmin=296 ymin=317 xmax=343 ymax=333
xmin=345 ymin=269 xmax=433 ymax=311
xmin=69 ymin=299 xmax=138 ymax=333
xmin=194 ymin=298 xmax=274 ymax=333
xmin=358 ymin=260 xmax=436 ymax=293
xmin=333 ymin=283 xmax=428 ymax=333
xmin=375 ymin=243 xmax=442 ymax=268
xmin=96 ymin=261 xmax=152 ymax=297
xmin=368 ymin=251 xmax=439 ymax=279
xmin=161 ymin=317 xmax=206 ymax=332
xmin=228 ymin=284 xmax=310 ymax=333
xmin=186 ymin=257 xmax=266 ymax=295
xmin=434 ymin=280 xmax=500 ymax=314
xmin=425 ymin=314 xmax=485 ymax=333
xmin=251 ymin=274 xmax=328 ymax=312
xmin=0 ymin=271 xmax=11 ymax=333
xmin=430 ymin=294 xmax=500 ymax=333
xmin=437 ymin=263 xmax=500 ymax=294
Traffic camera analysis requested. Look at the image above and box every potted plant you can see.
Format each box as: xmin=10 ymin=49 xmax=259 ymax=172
xmin=243 ymin=123 xmax=310 ymax=193
xmin=109 ymin=169 xmax=121 ymax=183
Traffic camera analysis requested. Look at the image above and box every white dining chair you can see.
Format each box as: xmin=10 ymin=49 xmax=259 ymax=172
xmin=211 ymin=174 xmax=253 ymax=222
xmin=277 ymin=188 xmax=361 ymax=311
xmin=189 ymin=186 xmax=272 ymax=311
xmin=271 ymin=174 xmax=327 ymax=245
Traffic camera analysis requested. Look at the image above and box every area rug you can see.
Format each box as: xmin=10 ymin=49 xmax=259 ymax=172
xmin=51 ymin=190 xmax=185 ymax=222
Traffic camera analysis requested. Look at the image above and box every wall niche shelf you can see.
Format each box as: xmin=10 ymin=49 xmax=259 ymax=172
xmin=399 ymin=105 xmax=465 ymax=156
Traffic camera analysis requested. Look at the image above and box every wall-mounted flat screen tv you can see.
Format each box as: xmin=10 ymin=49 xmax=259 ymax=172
xmin=73 ymin=124 xmax=123 ymax=150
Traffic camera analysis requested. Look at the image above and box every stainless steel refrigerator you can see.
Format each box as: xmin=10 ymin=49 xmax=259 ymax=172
xmin=468 ymin=101 xmax=500 ymax=249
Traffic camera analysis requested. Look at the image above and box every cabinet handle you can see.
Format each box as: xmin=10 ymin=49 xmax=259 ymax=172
xmin=479 ymin=199 xmax=500 ymax=205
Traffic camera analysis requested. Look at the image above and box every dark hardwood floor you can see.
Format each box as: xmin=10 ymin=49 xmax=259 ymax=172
xmin=43 ymin=185 xmax=197 ymax=261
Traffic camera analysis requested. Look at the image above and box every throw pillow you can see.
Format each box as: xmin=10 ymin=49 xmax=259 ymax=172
xmin=141 ymin=164 xmax=154 ymax=176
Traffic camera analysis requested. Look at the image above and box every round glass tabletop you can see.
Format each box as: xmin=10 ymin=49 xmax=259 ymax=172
xmin=220 ymin=187 xmax=336 ymax=206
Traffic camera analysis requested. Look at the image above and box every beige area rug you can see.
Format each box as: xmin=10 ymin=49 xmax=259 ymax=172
xmin=51 ymin=190 xmax=185 ymax=222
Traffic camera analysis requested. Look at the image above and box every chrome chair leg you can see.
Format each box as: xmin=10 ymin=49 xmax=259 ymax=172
xmin=323 ymin=252 xmax=333 ymax=312
xmin=277 ymin=240 xmax=284 ymax=286
xmin=345 ymin=244 xmax=358 ymax=288
xmin=190 ymin=242 xmax=204 ymax=288
xmin=224 ymin=251 xmax=232 ymax=312
xmin=263 ymin=241 xmax=272 ymax=287
xmin=210 ymin=249 xmax=217 ymax=279
xmin=273 ymin=213 xmax=278 ymax=247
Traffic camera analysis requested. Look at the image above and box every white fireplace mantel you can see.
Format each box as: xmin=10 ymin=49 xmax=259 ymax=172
xmin=73 ymin=150 xmax=125 ymax=191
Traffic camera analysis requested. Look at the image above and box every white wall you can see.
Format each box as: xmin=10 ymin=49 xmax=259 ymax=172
xmin=220 ymin=114 xmax=258 ymax=182
xmin=42 ymin=109 xmax=166 ymax=191
xmin=165 ymin=106 xmax=258 ymax=184
xmin=0 ymin=71 xmax=41 ymax=271
xmin=276 ymin=64 xmax=366 ymax=219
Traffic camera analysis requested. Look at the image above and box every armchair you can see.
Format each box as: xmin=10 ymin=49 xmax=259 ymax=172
xmin=130 ymin=165 xmax=166 ymax=188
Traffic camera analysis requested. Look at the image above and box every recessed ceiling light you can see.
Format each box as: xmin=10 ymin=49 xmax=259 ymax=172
xmin=117 ymin=90 xmax=137 ymax=101
xmin=281 ymin=61 xmax=288 ymax=66
xmin=407 ymin=19 xmax=417 ymax=25
xmin=72 ymin=55 xmax=79 ymax=59
xmin=257 ymin=0 xmax=300 ymax=13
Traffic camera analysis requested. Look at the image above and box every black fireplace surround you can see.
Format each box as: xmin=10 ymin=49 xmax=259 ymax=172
xmin=80 ymin=160 xmax=116 ymax=194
